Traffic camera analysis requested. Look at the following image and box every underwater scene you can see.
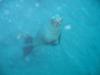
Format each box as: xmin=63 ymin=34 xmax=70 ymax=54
xmin=0 ymin=0 xmax=100 ymax=75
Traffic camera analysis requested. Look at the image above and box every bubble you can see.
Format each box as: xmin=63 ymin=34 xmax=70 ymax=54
xmin=57 ymin=6 xmax=62 ymax=11
xmin=24 ymin=56 xmax=30 ymax=63
xmin=8 ymin=19 xmax=12 ymax=23
xmin=35 ymin=2 xmax=40 ymax=7
xmin=15 ymin=4 xmax=20 ymax=8
xmin=16 ymin=34 xmax=22 ymax=40
xmin=4 ymin=9 xmax=10 ymax=15
xmin=65 ymin=24 xmax=72 ymax=30
xmin=62 ymin=3 xmax=66 ymax=7
xmin=19 ymin=0 xmax=24 ymax=3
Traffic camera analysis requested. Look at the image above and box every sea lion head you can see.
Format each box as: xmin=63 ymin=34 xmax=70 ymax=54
xmin=51 ymin=15 xmax=62 ymax=27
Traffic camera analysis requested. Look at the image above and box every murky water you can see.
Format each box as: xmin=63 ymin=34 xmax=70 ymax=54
xmin=0 ymin=0 xmax=100 ymax=75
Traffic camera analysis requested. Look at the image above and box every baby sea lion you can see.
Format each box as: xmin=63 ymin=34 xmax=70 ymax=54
xmin=22 ymin=15 xmax=62 ymax=60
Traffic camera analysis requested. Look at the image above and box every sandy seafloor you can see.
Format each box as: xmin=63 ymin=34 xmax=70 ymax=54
xmin=0 ymin=0 xmax=100 ymax=75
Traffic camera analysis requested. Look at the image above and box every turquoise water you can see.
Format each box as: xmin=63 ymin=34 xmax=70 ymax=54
xmin=0 ymin=0 xmax=100 ymax=75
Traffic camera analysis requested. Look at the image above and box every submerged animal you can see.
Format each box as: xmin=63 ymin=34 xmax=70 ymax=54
xmin=41 ymin=15 xmax=62 ymax=45
xmin=22 ymin=15 xmax=63 ymax=60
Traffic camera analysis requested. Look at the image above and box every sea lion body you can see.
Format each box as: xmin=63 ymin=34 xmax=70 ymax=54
xmin=22 ymin=15 xmax=62 ymax=60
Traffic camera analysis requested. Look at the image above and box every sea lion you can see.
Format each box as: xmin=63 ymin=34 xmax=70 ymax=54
xmin=22 ymin=15 xmax=62 ymax=60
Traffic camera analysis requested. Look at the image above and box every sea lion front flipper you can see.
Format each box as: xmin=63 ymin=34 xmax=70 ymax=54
xmin=57 ymin=32 xmax=62 ymax=44
xmin=50 ymin=34 xmax=61 ymax=46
